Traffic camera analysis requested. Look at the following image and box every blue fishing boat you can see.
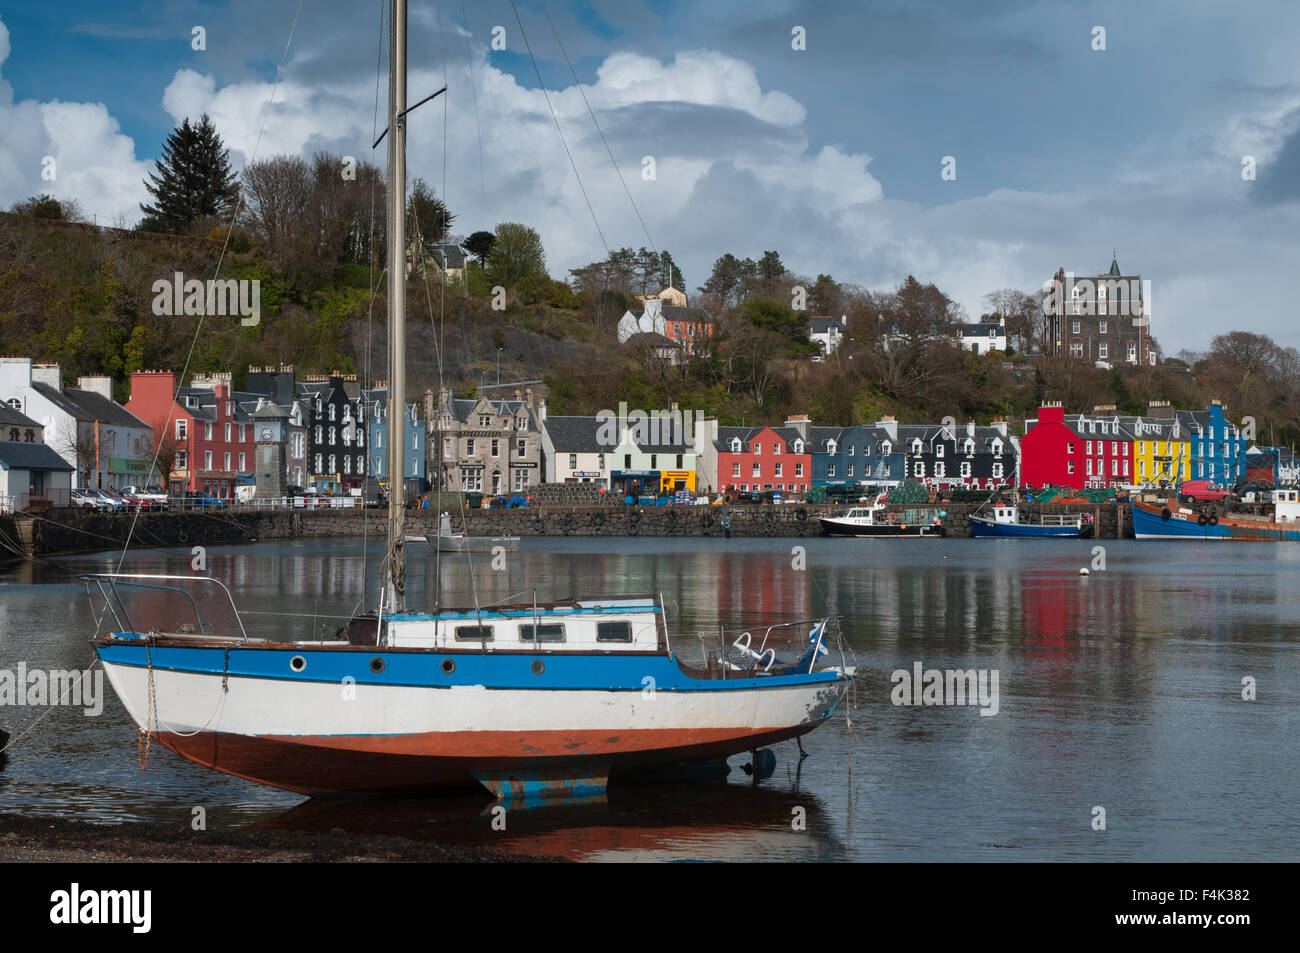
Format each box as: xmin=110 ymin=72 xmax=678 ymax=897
xmin=1132 ymin=491 xmax=1300 ymax=540
xmin=970 ymin=505 xmax=1093 ymax=538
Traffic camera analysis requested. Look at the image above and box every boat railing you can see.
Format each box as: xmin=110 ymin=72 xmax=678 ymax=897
xmin=695 ymin=617 xmax=846 ymax=677
xmin=80 ymin=573 xmax=250 ymax=643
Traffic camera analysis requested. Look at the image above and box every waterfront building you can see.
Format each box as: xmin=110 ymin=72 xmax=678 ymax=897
xmin=1175 ymin=401 xmax=1248 ymax=484
xmin=540 ymin=415 xmax=611 ymax=486
xmin=363 ymin=382 xmax=425 ymax=497
xmin=1115 ymin=401 xmax=1190 ymax=486
xmin=0 ymin=401 xmax=74 ymax=510
xmin=425 ymin=387 xmax=542 ymax=495
xmin=298 ymin=373 xmax=366 ymax=495
xmin=1022 ymin=402 xmax=1133 ymax=491
xmin=893 ymin=419 xmax=1017 ymax=489
xmin=696 ymin=418 xmax=810 ymax=495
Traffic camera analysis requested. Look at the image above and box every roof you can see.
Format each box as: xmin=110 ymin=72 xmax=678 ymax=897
xmin=809 ymin=317 xmax=844 ymax=334
xmin=959 ymin=323 xmax=1003 ymax=337
xmin=31 ymin=382 xmax=91 ymax=421
xmin=424 ymin=243 xmax=467 ymax=269
xmin=714 ymin=425 xmax=808 ymax=453
xmin=1109 ymin=256 xmax=1121 ymax=276
xmin=439 ymin=397 xmax=533 ymax=425
xmin=631 ymin=305 xmax=713 ymax=325
xmin=0 ymin=404 xmax=41 ymax=429
xmin=0 ymin=442 xmax=75 ymax=471
xmin=62 ymin=388 xmax=149 ymax=429
xmin=542 ymin=415 xmax=606 ymax=453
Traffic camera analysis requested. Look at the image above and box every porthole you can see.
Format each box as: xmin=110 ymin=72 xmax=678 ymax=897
xmin=530 ymin=659 xmax=545 ymax=675
xmin=370 ymin=657 xmax=386 ymax=674
xmin=441 ymin=658 xmax=455 ymax=674
xmin=290 ymin=655 xmax=306 ymax=672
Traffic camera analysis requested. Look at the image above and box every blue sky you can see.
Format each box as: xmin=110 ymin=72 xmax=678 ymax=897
xmin=3 ymin=0 xmax=1299 ymax=351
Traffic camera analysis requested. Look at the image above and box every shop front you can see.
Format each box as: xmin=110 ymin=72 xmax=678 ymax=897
xmin=658 ymin=469 xmax=695 ymax=493
xmin=611 ymin=469 xmax=659 ymax=499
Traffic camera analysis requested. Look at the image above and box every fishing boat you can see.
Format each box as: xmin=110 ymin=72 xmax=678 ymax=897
xmin=1131 ymin=490 xmax=1300 ymax=540
xmin=970 ymin=504 xmax=1093 ymax=538
xmin=87 ymin=0 xmax=852 ymax=800
xmin=819 ymin=498 xmax=945 ymax=537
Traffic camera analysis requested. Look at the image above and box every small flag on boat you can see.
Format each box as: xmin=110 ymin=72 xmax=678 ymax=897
xmin=808 ymin=620 xmax=830 ymax=655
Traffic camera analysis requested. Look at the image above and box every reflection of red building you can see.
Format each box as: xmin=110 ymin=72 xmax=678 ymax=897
xmin=714 ymin=426 xmax=811 ymax=494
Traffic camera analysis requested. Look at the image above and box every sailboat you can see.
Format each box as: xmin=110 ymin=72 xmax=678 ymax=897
xmin=86 ymin=0 xmax=852 ymax=800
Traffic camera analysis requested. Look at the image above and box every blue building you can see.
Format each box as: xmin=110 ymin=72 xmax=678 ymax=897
xmin=791 ymin=417 xmax=904 ymax=488
xmin=1175 ymin=401 xmax=1248 ymax=484
xmin=363 ymin=386 xmax=425 ymax=493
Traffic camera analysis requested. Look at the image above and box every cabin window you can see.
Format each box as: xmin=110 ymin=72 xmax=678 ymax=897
xmin=455 ymin=625 xmax=493 ymax=641
xmin=597 ymin=621 xmax=632 ymax=642
xmin=519 ymin=623 xmax=565 ymax=643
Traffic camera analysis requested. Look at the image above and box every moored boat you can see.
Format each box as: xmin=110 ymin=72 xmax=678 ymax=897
xmin=819 ymin=500 xmax=945 ymax=537
xmin=1131 ymin=490 xmax=1300 ymax=540
xmin=970 ymin=504 xmax=1093 ymax=538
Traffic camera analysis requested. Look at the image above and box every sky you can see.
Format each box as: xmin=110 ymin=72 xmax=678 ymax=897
xmin=2 ymin=0 xmax=1299 ymax=351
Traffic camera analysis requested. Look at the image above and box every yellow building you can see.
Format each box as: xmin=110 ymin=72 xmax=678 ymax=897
xmin=1131 ymin=423 xmax=1190 ymax=484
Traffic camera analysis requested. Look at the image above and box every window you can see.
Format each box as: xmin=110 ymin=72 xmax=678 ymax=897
xmin=964 ymin=440 xmax=974 ymax=456
xmin=624 ymin=454 xmax=632 ymax=468
xmin=238 ymin=453 xmax=245 ymax=471
xmin=914 ymin=462 xmax=925 ymax=478
xmin=828 ymin=464 xmax=836 ymax=477
xmin=1072 ymin=321 xmax=1081 ymax=334
xmin=316 ymin=425 xmax=323 ymax=443
xmin=753 ymin=442 xmax=761 ymax=455
xmin=239 ymin=424 xmax=247 ymax=442
xmin=408 ymin=432 xmax=413 ymax=450
xmin=329 ymin=427 xmax=336 ymax=446
xmin=992 ymin=463 xmax=1003 ymax=478
xmin=176 ymin=419 xmax=187 ymax=440
xmin=775 ymin=462 xmax=783 ymax=477
xmin=597 ymin=621 xmax=632 ymax=643
xmin=1124 ymin=459 xmax=1129 ymax=476
xmin=1071 ymin=343 xmax=1084 ymax=358
xmin=795 ymin=463 xmax=803 ymax=476
xmin=731 ymin=438 xmax=742 ymax=453
xmin=205 ymin=422 xmax=213 ymax=440
xmin=1087 ymin=458 xmax=1093 ymax=475
xmin=1128 ymin=342 xmax=1137 ymax=361
xmin=961 ymin=462 xmax=971 ymax=478
xmin=650 ymin=455 xmax=657 ymax=469
xmin=176 ymin=451 xmax=187 ymax=469
xmin=1112 ymin=441 xmax=1118 ymax=455
xmin=1067 ymin=461 xmax=1074 ymax=474
xmin=1086 ymin=441 xmax=1093 ymax=455
xmin=1099 ymin=320 xmax=1107 ymax=334
xmin=466 ymin=439 xmax=475 ymax=456
xmin=205 ymin=451 xmax=213 ymax=470
xmin=935 ymin=462 xmax=945 ymax=478
xmin=753 ymin=463 xmax=761 ymax=477
xmin=733 ymin=462 xmax=741 ymax=477
xmin=315 ymin=454 xmax=323 ymax=472
xmin=492 ymin=439 xmax=500 ymax=457
xmin=518 ymin=440 xmax=526 ymax=458
xmin=1067 ymin=443 xmax=1075 ymax=454
xmin=343 ymin=455 xmax=351 ymax=474
xmin=774 ymin=442 xmax=782 ymax=455
xmin=846 ymin=465 xmax=854 ymax=477
xmin=329 ymin=404 xmax=336 ymax=422
xmin=519 ymin=623 xmax=565 ymax=643
xmin=1098 ymin=343 xmax=1108 ymax=359
xmin=328 ymin=454 xmax=336 ymax=473
xmin=455 ymin=625 xmax=493 ymax=641
xmin=513 ymin=469 xmax=529 ymax=491
xmin=226 ymin=402 xmax=233 ymax=416
xmin=598 ymin=453 xmax=605 ymax=469
xmin=936 ymin=444 xmax=944 ymax=458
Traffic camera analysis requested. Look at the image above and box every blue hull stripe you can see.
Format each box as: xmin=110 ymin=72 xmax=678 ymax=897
xmin=1130 ymin=502 xmax=1300 ymax=540
xmin=95 ymin=642 xmax=842 ymax=693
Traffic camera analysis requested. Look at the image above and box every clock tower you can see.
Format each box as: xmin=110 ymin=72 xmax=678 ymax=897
xmin=250 ymin=402 xmax=289 ymax=500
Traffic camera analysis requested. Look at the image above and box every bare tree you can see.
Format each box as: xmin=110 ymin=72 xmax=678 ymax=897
xmin=238 ymin=155 xmax=314 ymax=256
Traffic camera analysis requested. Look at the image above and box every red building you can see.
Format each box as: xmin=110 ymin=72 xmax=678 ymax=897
xmin=126 ymin=371 xmax=253 ymax=499
xmin=1021 ymin=402 xmax=1132 ymax=491
xmin=713 ymin=425 xmax=811 ymax=494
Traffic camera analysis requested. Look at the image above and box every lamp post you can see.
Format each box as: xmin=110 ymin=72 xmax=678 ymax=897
xmin=497 ymin=347 xmax=502 ymax=385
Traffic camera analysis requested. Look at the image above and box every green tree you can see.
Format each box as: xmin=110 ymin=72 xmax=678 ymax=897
xmin=700 ymin=253 xmax=746 ymax=306
xmin=9 ymin=194 xmax=83 ymax=221
xmin=407 ymin=177 xmax=453 ymax=243
xmin=140 ymin=114 xmax=239 ymax=233
xmin=809 ymin=273 xmax=841 ymax=314
xmin=486 ymin=222 xmax=547 ymax=292
xmin=463 ymin=230 xmax=495 ymax=266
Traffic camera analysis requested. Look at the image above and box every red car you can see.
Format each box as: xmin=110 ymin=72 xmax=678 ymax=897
xmin=1177 ymin=480 xmax=1232 ymax=503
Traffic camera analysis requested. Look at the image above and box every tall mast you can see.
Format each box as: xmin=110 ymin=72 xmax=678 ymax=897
xmin=385 ymin=0 xmax=407 ymax=613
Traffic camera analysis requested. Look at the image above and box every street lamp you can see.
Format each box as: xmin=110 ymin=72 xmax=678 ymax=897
xmin=497 ymin=347 xmax=502 ymax=385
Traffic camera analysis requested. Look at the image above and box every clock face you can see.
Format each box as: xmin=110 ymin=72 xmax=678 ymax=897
xmin=261 ymin=427 xmax=273 ymax=439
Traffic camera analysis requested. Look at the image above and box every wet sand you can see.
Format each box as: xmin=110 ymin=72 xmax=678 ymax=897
xmin=0 ymin=813 xmax=558 ymax=863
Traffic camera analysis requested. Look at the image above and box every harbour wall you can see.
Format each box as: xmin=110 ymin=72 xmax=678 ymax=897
xmin=16 ymin=502 xmax=1135 ymax=556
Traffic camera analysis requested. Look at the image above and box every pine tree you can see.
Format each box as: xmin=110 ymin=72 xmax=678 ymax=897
xmin=140 ymin=115 xmax=239 ymax=233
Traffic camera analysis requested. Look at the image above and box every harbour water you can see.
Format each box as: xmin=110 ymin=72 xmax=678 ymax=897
xmin=1 ymin=537 xmax=1297 ymax=861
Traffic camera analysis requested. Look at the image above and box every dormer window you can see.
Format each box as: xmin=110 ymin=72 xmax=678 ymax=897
xmin=911 ymin=439 xmax=923 ymax=456
xmin=731 ymin=438 xmax=742 ymax=453
xmin=793 ymin=440 xmax=803 ymax=454
xmin=827 ymin=440 xmax=837 ymax=455
xmin=881 ymin=442 xmax=891 ymax=456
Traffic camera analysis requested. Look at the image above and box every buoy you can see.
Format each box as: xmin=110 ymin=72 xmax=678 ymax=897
xmin=1079 ymin=568 xmax=1090 ymax=576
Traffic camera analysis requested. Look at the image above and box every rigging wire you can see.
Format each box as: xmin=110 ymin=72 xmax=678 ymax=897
xmin=536 ymin=0 xmax=657 ymax=255
xmin=458 ymin=0 xmax=487 ymax=197
xmin=507 ymin=0 xmax=610 ymax=257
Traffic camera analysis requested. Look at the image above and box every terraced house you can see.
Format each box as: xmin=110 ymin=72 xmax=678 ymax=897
xmin=426 ymin=387 xmax=542 ymax=494
xmin=891 ymin=419 xmax=1018 ymax=489
xmin=695 ymin=418 xmax=810 ymax=495
xmin=298 ymin=374 xmax=366 ymax=495
xmin=797 ymin=418 xmax=902 ymax=487
xmin=1175 ymin=401 xmax=1248 ymax=484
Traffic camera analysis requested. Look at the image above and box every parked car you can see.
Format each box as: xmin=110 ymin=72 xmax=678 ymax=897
xmin=1177 ymin=480 xmax=1233 ymax=504
xmin=181 ymin=490 xmax=226 ymax=509
xmin=113 ymin=488 xmax=152 ymax=511
xmin=92 ymin=489 xmax=127 ymax=511
xmin=122 ymin=485 xmax=169 ymax=510
xmin=71 ymin=489 xmax=104 ymax=510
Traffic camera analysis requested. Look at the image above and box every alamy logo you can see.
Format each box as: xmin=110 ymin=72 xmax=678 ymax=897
xmin=1041 ymin=275 xmax=1151 ymax=326
xmin=50 ymin=884 xmax=151 ymax=933
xmin=152 ymin=271 xmax=260 ymax=326
xmin=891 ymin=662 xmax=999 ymax=716
xmin=0 ymin=664 xmax=103 ymax=715
xmin=596 ymin=402 xmax=695 ymax=448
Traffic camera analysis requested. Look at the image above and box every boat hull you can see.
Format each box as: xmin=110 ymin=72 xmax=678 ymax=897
xmin=969 ymin=516 xmax=1089 ymax=538
xmin=818 ymin=518 xmax=944 ymax=537
xmin=97 ymin=642 xmax=847 ymax=796
xmin=1130 ymin=501 xmax=1300 ymax=541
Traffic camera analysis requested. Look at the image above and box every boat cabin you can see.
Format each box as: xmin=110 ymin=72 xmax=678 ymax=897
xmin=1275 ymin=490 xmax=1300 ymax=522
xmin=384 ymin=597 xmax=664 ymax=652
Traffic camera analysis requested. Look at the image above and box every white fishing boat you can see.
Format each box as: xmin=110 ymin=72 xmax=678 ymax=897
xmin=405 ymin=512 xmax=519 ymax=553
xmin=88 ymin=0 xmax=852 ymax=800
xmin=819 ymin=497 xmax=945 ymax=537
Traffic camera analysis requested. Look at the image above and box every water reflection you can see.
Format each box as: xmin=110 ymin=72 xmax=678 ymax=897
xmin=2 ymin=536 xmax=1298 ymax=860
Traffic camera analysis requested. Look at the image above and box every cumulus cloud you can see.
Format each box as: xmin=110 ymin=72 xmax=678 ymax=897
xmin=0 ymin=18 xmax=153 ymax=224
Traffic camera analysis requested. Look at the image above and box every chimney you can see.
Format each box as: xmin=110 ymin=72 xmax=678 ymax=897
xmin=991 ymin=417 xmax=1008 ymax=437
xmin=537 ymin=397 xmax=547 ymax=422
xmin=1092 ymin=404 xmax=1117 ymax=415
xmin=525 ymin=387 xmax=534 ymax=409
xmin=423 ymin=388 xmax=436 ymax=422
xmin=875 ymin=416 xmax=898 ymax=441
xmin=1040 ymin=402 xmax=1065 ymax=424
xmin=1147 ymin=399 xmax=1174 ymax=420
xmin=77 ymin=375 xmax=113 ymax=400
xmin=32 ymin=362 xmax=61 ymax=389
xmin=966 ymin=418 xmax=975 ymax=438
xmin=784 ymin=414 xmax=810 ymax=440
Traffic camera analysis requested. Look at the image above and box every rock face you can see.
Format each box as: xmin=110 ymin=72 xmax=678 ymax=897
xmin=19 ymin=502 xmax=1136 ymax=555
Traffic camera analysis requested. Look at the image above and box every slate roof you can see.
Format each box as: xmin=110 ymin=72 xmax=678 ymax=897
xmin=809 ymin=317 xmax=844 ymax=335
xmin=31 ymin=382 xmax=91 ymax=421
xmin=424 ymin=243 xmax=467 ymax=269
xmin=714 ymin=425 xmax=807 ymax=453
xmin=542 ymin=415 xmax=606 ymax=453
xmin=0 ymin=404 xmax=41 ymax=429
xmin=62 ymin=388 xmax=149 ymax=429
xmin=959 ymin=323 xmax=1003 ymax=337
xmin=0 ymin=442 xmax=75 ymax=471
xmin=631 ymin=305 xmax=713 ymax=325
xmin=440 ymin=397 xmax=533 ymax=425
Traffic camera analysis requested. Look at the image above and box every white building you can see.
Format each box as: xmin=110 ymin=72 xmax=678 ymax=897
xmin=0 ymin=358 xmax=153 ymax=489
xmin=956 ymin=317 xmax=1007 ymax=355
xmin=0 ymin=403 xmax=75 ymax=510
xmin=809 ymin=315 xmax=847 ymax=357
